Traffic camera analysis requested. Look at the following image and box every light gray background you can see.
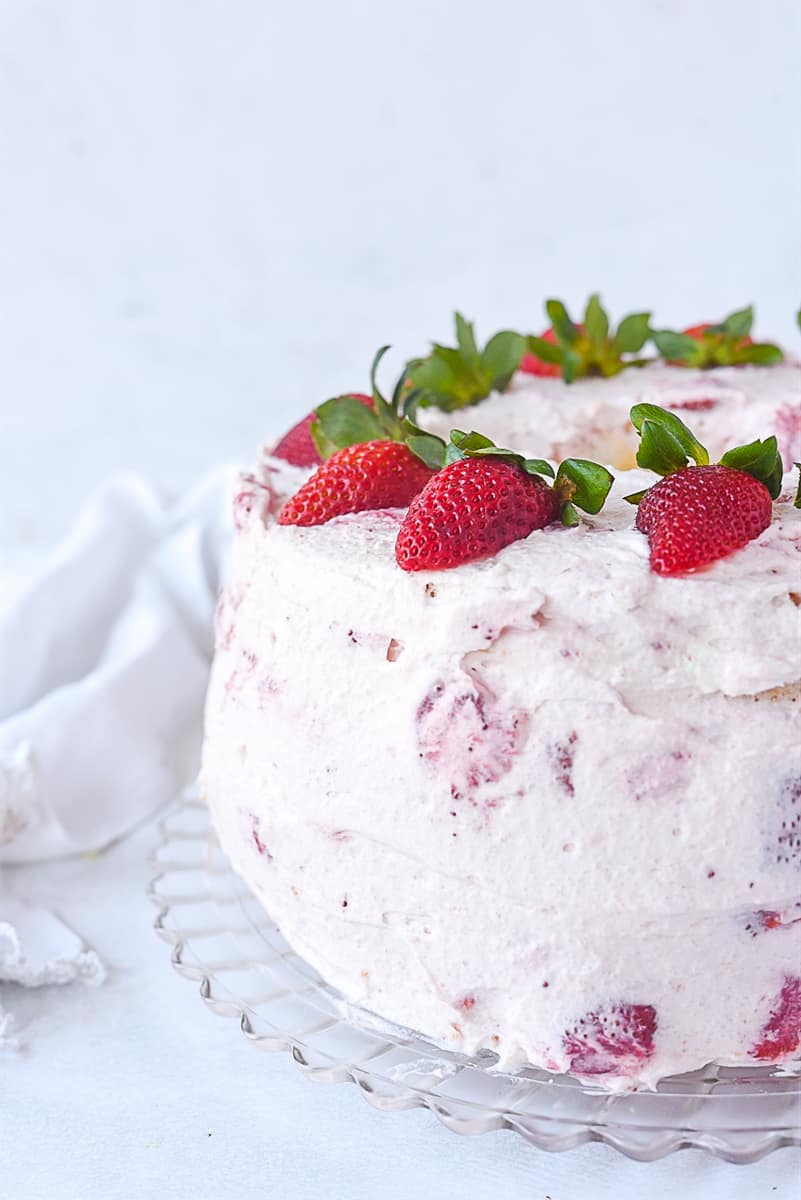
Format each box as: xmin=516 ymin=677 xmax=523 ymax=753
xmin=1 ymin=2 xmax=800 ymax=1197
xmin=1 ymin=0 xmax=800 ymax=552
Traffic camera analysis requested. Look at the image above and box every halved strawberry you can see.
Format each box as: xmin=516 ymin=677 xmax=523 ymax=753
xmin=523 ymin=296 xmax=651 ymax=383
xmin=278 ymin=350 xmax=443 ymax=525
xmin=626 ymin=404 xmax=783 ymax=575
xmin=273 ymin=394 xmax=372 ymax=467
xmin=751 ymin=977 xmax=801 ymax=1061
xmin=652 ymin=306 xmax=783 ymax=368
xmin=395 ymin=431 xmax=613 ymax=571
xmin=563 ymin=1003 xmax=657 ymax=1076
xmin=636 ymin=465 xmax=773 ymax=575
xmin=397 ymin=457 xmax=557 ymax=570
xmin=416 ymin=681 xmax=528 ymax=798
xmin=278 ymin=440 xmax=435 ymax=526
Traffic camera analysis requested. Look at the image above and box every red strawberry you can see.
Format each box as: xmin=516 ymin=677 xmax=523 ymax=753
xmin=395 ymin=457 xmax=560 ymax=571
xmin=628 ymin=404 xmax=782 ymax=575
xmin=683 ymin=321 xmax=753 ymax=346
xmin=635 ymin=465 xmax=772 ymax=576
xmin=664 ymin=322 xmax=754 ymax=367
xmin=519 ymin=327 xmax=563 ymax=377
xmin=682 ymin=323 xmax=713 ymax=339
xmin=564 ymin=1003 xmax=657 ymax=1075
xmin=272 ymin=413 xmax=321 ymax=467
xmin=523 ymin=298 xmax=652 ymax=382
xmin=751 ymin=977 xmax=801 ymax=1061
xmin=273 ymin=394 xmax=372 ymax=467
xmin=652 ymin=306 xmax=781 ymax=368
xmin=416 ymin=681 xmax=528 ymax=797
xmin=278 ymin=440 xmax=435 ymax=527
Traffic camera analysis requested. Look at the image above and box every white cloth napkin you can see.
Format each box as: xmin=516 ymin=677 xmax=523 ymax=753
xmin=0 ymin=899 xmax=106 ymax=1046
xmin=0 ymin=469 xmax=234 ymax=1041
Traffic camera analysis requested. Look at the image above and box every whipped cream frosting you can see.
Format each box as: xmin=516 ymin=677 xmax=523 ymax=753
xmin=202 ymin=436 xmax=801 ymax=1086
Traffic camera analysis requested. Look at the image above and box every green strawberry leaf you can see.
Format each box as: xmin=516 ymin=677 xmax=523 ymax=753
xmin=391 ymin=366 xmax=411 ymax=413
xmin=584 ymin=293 xmax=609 ymax=349
xmin=735 ymin=342 xmax=784 ymax=366
xmin=408 ymin=314 xmax=526 ymax=412
xmin=719 ymin=435 xmax=778 ymax=476
xmin=613 ymin=312 xmax=651 ymax=354
xmin=728 ymin=305 xmax=754 ymax=337
xmin=526 ymin=334 xmax=563 ymax=364
xmin=405 ymin=432 xmax=448 ymax=470
xmin=398 ymin=385 xmax=425 ymax=422
xmin=794 ymin=464 xmax=801 ymax=508
xmin=631 ymin=403 xmax=788 ymax=498
xmin=367 ymin=345 xmax=405 ymax=436
xmin=408 ymin=351 xmax=463 ymax=399
xmin=455 ymin=312 xmax=481 ymax=365
xmin=561 ymin=345 xmax=581 ymax=384
xmin=529 ymin=297 xmax=653 ymax=382
xmin=636 ymin=419 xmax=690 ymax=475
xmin=440 ymin=428 xmax=614 ymax=520
xmin=312 ymin=345 xmax=431 ymax=458
xmin=653 ymin=305 xmax=783 ymax=369
xmin=630 ymin=403 xmax=710 ymax=472
xmin=720 ymin=435 xmax=784 ymax=500
xmin=546 ymin=299 xmax=581 ymax=345
xmin=480 ymin=330 xmax=527 ymax=389
xmin=521 ymin=458 xmax=556 ymax=479
xmin=708 ymin=305 xmax=754 ymax=340
xmin=650 ymin=329 xmax=699 ymax=362
xmin=311 ymin=395 xmax=384 ymax=459
xmin=449 ymin=428 xmax=547 ymax=473
xmin=623 ymin=488 xmax=648 ymax=506
xmin=555 ymin=459 xmax=615 ymax=514
xmin=449 ymin=430 xmax=496 ymax=454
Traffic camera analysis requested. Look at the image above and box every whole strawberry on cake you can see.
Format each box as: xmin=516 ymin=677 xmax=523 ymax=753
xmin=202 ymin=299 xmax=801 ymax=1090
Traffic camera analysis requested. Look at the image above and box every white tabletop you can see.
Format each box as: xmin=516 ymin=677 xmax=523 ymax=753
xmin=2 ymin=2 xmax=800 ymax=1195
xmin=3 ymin=820 xmax=799 ymax=1200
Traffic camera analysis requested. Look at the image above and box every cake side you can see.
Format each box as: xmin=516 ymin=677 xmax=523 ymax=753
xmin=201 ymin=473 xmax=801 ymax=1087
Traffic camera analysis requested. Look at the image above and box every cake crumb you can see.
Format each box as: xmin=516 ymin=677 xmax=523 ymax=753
xmin=386 ymin=638 xmax=404 ymax=662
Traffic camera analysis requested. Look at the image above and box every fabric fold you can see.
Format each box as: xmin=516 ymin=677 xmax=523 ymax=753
xmin=0 ymin=467 xmax=233 ymax=862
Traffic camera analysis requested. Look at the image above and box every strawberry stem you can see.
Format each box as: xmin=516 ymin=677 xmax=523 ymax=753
xmin=650 ymin=305 xmax=783 ymax=368
xmin=630 ymin=403 xmax=787 ymax=499
xmin=405 ymin=314 xmax=526 ymax=412
xmin=630 ymin=404 xmax=710 ymax=474
xmin=554 ymin=459 xmax=615 ymax=515
xmin=528 ymin=296 xmax=652 ymax=383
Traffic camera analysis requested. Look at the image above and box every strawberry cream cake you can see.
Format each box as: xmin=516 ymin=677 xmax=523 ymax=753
xmin=201 ymin=299 xmax=801 ymax=1089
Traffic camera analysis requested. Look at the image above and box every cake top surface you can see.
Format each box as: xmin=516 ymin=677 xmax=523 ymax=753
xmin=242 ymin=466 xmax=801 ymax=702
xmin=418 ymin=360 xmax=801 ymax=467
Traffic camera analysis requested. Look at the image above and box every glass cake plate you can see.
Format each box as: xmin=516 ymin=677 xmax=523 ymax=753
xmin=148 ymin=790 xmax=801 ymax=1163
